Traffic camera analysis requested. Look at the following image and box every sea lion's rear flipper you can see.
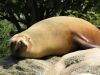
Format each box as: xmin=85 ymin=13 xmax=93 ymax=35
xmin=72 ymin=32 xmax=100 ymax=49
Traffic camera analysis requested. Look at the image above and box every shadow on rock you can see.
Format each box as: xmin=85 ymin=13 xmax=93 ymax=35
xmin=0 ymin=55 xmax=22 ymax=69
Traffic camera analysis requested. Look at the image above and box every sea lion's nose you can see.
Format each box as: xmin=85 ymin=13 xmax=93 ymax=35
xmin=10 ymin=41 xmax=17 ymax=52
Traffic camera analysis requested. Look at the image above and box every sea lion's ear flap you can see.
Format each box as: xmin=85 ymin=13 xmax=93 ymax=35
xmin=27 ymin=37 xmax=31 ymax=40
xmin=72 ymin=32 xmax=98 ymax=49
xmin=23 ymin=35 xmax=31 ymax=41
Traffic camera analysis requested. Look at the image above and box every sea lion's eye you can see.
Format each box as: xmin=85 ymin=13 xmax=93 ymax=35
xmin=19 ymin=41 xmax=27 ymax=47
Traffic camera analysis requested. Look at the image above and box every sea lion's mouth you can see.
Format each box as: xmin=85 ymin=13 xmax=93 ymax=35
xmin=10 ymin=54 xmax=27 ymax=60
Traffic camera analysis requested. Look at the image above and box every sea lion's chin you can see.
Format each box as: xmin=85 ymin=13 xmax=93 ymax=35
xmin=11 ymin=46 xmax=27 ymax=59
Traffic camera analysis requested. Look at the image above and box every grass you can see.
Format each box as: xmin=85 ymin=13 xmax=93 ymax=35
xmin=0 ymin=20 xmax=15 ymax=58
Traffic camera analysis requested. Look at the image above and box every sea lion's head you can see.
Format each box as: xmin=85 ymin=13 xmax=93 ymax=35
xmin=9 ymin=34 xmax=32 ymax=58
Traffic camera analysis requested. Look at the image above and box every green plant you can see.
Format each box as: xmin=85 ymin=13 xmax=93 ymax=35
xmin=0 ymin=20 xmax=14 ymax=57
xmin=0 ymin=0 xmax=99 ymax=32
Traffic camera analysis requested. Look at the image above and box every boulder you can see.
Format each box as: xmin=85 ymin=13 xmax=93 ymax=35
xmin=0 ymin=56 xmax=60 ymax=75
xmin=45 ymin=48 xmax=100 ymax=75
xmin=0 ymin=48 xmax=100 ymax=75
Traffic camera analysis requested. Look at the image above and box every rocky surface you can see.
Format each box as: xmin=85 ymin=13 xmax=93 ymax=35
xmin=0 ymin=48 xmax=100 ymax=75
xmin=0 ymin=56 xmax=60 ymax=75
xmin=45 ymin=48 xmax=100 ymax=75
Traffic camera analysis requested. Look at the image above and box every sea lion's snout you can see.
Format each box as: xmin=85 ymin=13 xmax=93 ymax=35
xmin=9 ymin=34 xmax=33 ymax=58
xmin=9 ymin=39 xmax=27 ymax=58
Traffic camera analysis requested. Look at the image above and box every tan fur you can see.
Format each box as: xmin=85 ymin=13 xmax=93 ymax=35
xmin=10 ymin=16 xmax=100 ymax=58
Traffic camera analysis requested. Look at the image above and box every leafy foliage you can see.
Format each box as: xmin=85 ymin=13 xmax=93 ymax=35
xmin=0 ymin=0 xmax=99 ymax=32
xmin=0 ymin=20 xmax=15 ymax=57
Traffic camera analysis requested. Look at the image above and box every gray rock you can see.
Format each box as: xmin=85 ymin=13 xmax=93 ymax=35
xmin=0 ymin=56 xmax=60 ymax=75
xmin=45 ymin=48 xmax=100 ymax=75
xmin=0 ymin=48 xmax=100 ymax=75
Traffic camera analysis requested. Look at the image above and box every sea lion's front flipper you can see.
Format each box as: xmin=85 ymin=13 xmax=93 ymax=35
xmin=72 ymin=32 xmax=100 ymax=49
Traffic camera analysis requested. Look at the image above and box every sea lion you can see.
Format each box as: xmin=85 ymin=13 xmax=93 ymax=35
xmin=9 ymin=16 xmax=100 ymax=58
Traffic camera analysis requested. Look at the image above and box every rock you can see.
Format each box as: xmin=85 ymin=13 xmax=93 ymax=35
xmin=0 ymin=56 xmax=60 ymax=75
xmin=45 ymin=48 xmax=100 ymax=75
xmin=0 ymin=48 xmax=100 ymax=75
